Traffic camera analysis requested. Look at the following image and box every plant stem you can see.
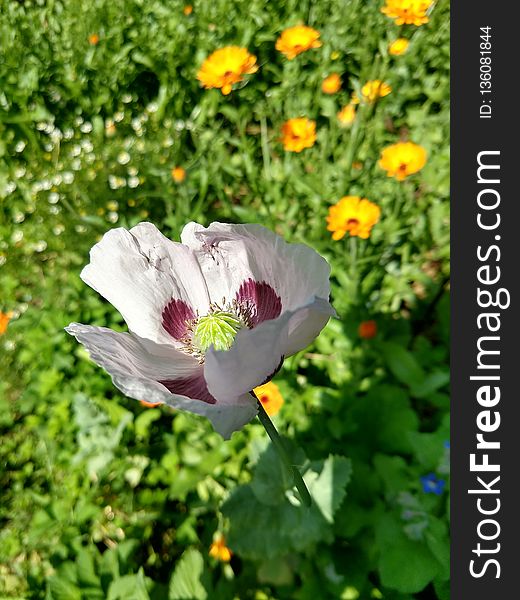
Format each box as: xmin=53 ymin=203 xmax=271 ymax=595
xmin=251 ymin=391 xmax=312 ymax=507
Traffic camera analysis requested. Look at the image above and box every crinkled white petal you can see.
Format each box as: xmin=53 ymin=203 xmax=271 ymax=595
xmin=180 ymin=222 xmax=236 ymax=306
xmin=110 ymin=372 xmax=256 ymax=439
xmin=80 ymin=223 xmax=210 ymax=345
xmin=65 ymin=323 xmax=256 ymax=438
xmin=195 ymin=398 xmax=258 ymax=440
xmin=181 ymin=221 xmax=331 ymax=311
xmin=203 ymin=297 xmax=334 ymax=404
xmin=66 ymin=322 xmax=199 ymax=380
xmin=283 ymin=297 xmax=336 ymax=357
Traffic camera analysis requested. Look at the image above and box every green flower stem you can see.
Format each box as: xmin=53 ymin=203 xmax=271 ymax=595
xmin=260 ymin=115 xmax=271 ymax=182
xmin=343 ymin=115 xmax=361 ymax=184
xmin=251 ymin=391 xmax=312 ymax=508
xmin=349 ymin=235 xmax=358 ymax=282
xmin=392 ymin=180 xmax=408 ymax=222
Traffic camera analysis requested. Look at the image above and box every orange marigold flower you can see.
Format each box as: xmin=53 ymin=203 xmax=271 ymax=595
xmin=0 ymin=311 xmax=13 ymax=336
xmin=171 ymin=166 xmax=186 ymax=182
xmin=358 ymin=320 xmax=378 ymax=339
xmin=275 ymin=25 xmax=322 ymax=60
xmin=197 ymin=46 xmax=258 ymax=95
xmin=183 ymin=5 xmax=193 ymax=15
xmin=379 ymin=141 xmax=427 ymax=181
xmin=140 ymin=400 xmax=162 ymax=408
xmin=389 ymin=38 xmax=410 ymax=56
xmin=353 ymin=80 xmax=392 ymax=104
xmin=326 ymin=196 xmax=381 ymax=241
xmin=337 ymin=104 xmax=356 ymax=126
xmin=254 ymin=381 xmax=284 ymax=417
xmin=322 ymin=73 xmax=341 ymax=94
xmin=281 ymin=117 xmax=316 ymax=152
xmin=88 ymin=34 xmax=100 ymax=46
xmin=209 ymin=534 xmax=232 ymax=562
xmin=381 ymin=0 xmax=432 ymax=26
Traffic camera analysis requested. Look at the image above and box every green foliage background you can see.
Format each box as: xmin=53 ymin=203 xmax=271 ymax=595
xmin=0 ymin=0 xmax=450 ymax=598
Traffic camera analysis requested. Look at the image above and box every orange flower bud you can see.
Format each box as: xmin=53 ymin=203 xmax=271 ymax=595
xmin=358 ymin=320 xmax=378 ymax=339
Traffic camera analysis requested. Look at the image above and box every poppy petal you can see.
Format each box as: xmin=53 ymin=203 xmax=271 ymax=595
xmin=80 ymin=223 xmax=210 ymax=345
xmin=203 ymin=297 xmax=333 ymax=404
xmin=181 ymin=221 xmax=331 ymax=314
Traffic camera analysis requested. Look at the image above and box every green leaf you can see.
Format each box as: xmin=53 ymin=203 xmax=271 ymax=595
xmin=425 ymin=517 xmax=450 ymax=581
xmin=131 ymin=51 xmax=155 ymax=69
xmin=408 ymin=431 xmax=446 ymax=470
xmin=349 ymin=386 xmax=419 ymax=453
xmin=47 ymin=576 xmax=82 ymax=600
xmin=223 ymin=485 xmax=329 ymax=559
xmin=218 ymin=105 xmax=239 ymax=122
xmin=411 ymin=370 xmax=450 ymax=399
xmin=373 ymin=454 xmax=410 ymax=494
xmin=229 ymin=204 xmax=260 ymax=222
xmin=169 ymin=548 xmax=208 ymax=600
xmin=380 ymin=342 xmax=425 ymax=388
xmin=99 ymin=547 xmax=120 ymax=590
xmin=307 ymin=455 xmax=352 ymax=523
xmin=135 ymin=409 xmax=162 ymax=440
xmin=117 ymin=539 xmax=140 ymax=569
xmin=76 ymin=547 xmax=100 ymax=588
xmin=250 ymin=440 xmax=304 ymax=506
xmin=376 ymin=513 xmax=440 ymax=593
xmin=223 ymin=454 xmax=351 ymax=559
xmin=107 ymin=570 xmax=150 ymax=600
xmin=37 ymin=368 xmax=63 ymax=396
xmin=257 ymin=557 xmax=294 ymax=586
xmin=433 ymin=577 xmax=450 ymax=600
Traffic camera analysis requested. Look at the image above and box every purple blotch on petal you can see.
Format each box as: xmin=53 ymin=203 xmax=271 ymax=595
xmin=236 ymin=279 xmax=282 ymax=327
xmin=162 ymin=298 xmax=195 ymax=340
xmin=159 ymin=372 xmax=217 ymax=404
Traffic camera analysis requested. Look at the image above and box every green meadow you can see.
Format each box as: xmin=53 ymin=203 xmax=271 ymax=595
xmin=0 ymin=0 xmax=449 ymax=598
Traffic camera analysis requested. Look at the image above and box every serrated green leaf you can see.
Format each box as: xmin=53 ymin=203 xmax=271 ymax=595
xmin=250 ymin=440 xmax=305 ymax=506
xmin=222 ymin=484 xmax=331 ymax=559
xmin=107 ymin=570 xmax=150 ymax=600
xmin=99 ymin=547 xmax=120 ymax=585
xmin=116 ymin=540 xmax=141 ymax=569
xmin=47 ymin=576 xmax=82 ymax=600
xmin=76 ymin=547 xmax=100 ymax=588
xmin=307 ymin=455 xmax=352 ymax=523
xmin=223 ymin=454 xmax=351 ymax=559
xmin=169 ymin=548 xmax=208 ymax=600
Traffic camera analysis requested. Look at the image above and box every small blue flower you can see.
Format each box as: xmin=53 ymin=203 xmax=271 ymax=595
xmin=420 ymin=473 xmax=445 ymax=495
xmin=443 ymin=440 xmax=450 ymax=449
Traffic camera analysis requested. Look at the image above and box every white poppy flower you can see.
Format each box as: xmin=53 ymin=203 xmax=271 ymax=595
xmin=66 ymin=222 xmax=334 ymax=438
